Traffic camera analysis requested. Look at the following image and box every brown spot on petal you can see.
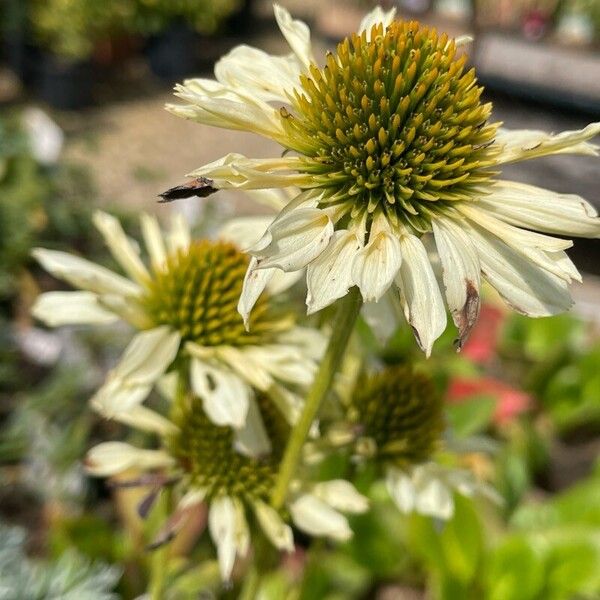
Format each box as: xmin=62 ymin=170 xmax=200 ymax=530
xmin=158 ymin=177 xmax=217 ymax=202
xmin=454 ymin=279 xmax=480 ymax=351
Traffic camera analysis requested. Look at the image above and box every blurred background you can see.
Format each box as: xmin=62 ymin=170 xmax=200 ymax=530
xmin=1 ymin=1 xmax=600 ymax=598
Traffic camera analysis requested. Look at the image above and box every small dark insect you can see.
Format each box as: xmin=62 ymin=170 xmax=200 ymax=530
xmin=158 ymin=177 xmax=218 ymax=202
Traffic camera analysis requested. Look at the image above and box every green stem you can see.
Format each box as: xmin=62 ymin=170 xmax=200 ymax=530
xmin=271 ymin=287 xmax=362 ymax=509
xmin=148 ymin=488 xmax=171 ymax=600
xmin=239 ymin=565 xmax=260 ymax=600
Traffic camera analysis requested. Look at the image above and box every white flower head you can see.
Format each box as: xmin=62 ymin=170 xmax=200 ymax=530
xmin=167 ymin=4 xmax=600 ymax=356
xmin=84 ymin=390 xmax=368 ymax=582
xmin=32 ymin=211 xmax=322 ymax=430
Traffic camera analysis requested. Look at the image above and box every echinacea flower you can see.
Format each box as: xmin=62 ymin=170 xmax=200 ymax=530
xmin=32 ymin=211 xmax=322 ymax=433
xmin=167 ymin=4 xmax=600 ymax=356
xmin=332 ymin=365 xmax=499 ymax=520
xmin=85 ymin=388 xmax=368 ymax=581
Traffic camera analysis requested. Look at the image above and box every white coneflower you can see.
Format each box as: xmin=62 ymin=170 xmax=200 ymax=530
xmin=167 ymin=4 xmax=600 ymax=356
xmin=85 ymin=389 xmax=368 ymax=581
xmin=32 ymin=211 xmax=323 ymax=435
xmin=339 ymin=365 xmax=500 ymax=520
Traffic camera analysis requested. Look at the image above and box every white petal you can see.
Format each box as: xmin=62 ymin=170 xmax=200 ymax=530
xmin=190 ymin=358 xmax=251 ymax=428
xmin=432 ymin=217 xmax=481 ymax=347
xmin=267 ymin=268 xmax=304 ymax=295
xmin=32 ymin=248 xmax=141 ymax=297
xmin=253 ymin=500 xmax=294 ymax=552
xmin=273 ymin=4 xmax=314 ymax=68
xmin=208 ymin=496 xmax=238 ymax=581
xmin=241 ymin=345 xmax=315 ymax=387
xmin=91 ymin=327 xmax=181 ymax=416
xmin=32 ymin=291 xmax=118 ymax=327
xmin=495 ymin=122 xmax=600 ymax=164
xmin=85 ymin=442 xmax=174 ymax=477
xmin=233 ymin=497 xmax=250 ymax=558
xmin=188 ymin=153 xmax=312 ymax=190
xmin=414 ymin=477 xmax=455 ymax=520
xmin=479 ymin=180 xmax=600 ymax=239
xmin=395 ymin=234 xmax=447 ymax=357
xmin=219 ymin=216 xmax=274 ymax=250
xmin=212 ymin=345 xmax=274 ymax=391
xmin=251 ymin=208 xmax=333 ymax=272
xmin=351 ymin=218 xmax=402 ymax=302
xmin=276 ymin=326 xmax=327 ymax=361
xmin=167 ymin=212 xmax=190 ymax=255
xmin=289 ymin=494 xmax=353 ymax=541
xmin=454 ymin=34 xmax=473 ymax=47
xmin=386 ymin=467 xmax=416 ymax=514
xmin=466 ymin=224 xmax=573 ymax=316
xmin=358 ymin=6 xmax=397 ymax=39
xmin=140 ymin=214 xmax=167 ymax=273
xmin=93 ymin=211 xmax=149 ymax=285
xmin=306 ymin=230 xmax=361 ymax=314
xmin=168 ymin=81 xmax=283 ymax=140
xmin=215 ymin=44 xmax=302 ymax=103
xmin=238 ymin=256 xmax=276 ymax=330
xmin=108 ymin=404 xmax=177 ymax=436
xmin=312 ymin=480 xmax=369 ymax=513
xmin=234 ymin=396 xmax=272 ymax=458
xmin=361 ymin=291 xmax=402 ymax=345
xmin=242 ymin=188 xmax=292 ymax=211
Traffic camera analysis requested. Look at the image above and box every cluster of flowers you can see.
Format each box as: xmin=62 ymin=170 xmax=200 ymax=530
xmin=32 ymin=3 xmax=599 ymax=586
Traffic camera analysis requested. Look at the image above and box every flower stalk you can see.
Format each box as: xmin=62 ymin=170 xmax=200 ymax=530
xmin=270 ymin=287 xmax=363 ymax=509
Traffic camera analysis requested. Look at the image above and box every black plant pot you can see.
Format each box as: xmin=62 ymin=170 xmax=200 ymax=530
xmin=145 ymin=22 xmax=198 ymax=82
xmin=36 ymin=53 xmax=93 ymax=110
xmin=3 ymin=35 xmax=42 ymax=86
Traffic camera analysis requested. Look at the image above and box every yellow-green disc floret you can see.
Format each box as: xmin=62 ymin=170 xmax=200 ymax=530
xmin=350 ymin=365 xmax=444 ymax=466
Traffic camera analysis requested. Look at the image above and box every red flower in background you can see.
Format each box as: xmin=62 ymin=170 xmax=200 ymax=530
xmin=461 ymin=305 xmax=505 ymax=365
xmin=448 ymin=377 xmax=533 ymax=426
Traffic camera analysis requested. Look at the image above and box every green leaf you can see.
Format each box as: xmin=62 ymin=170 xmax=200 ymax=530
xmin=446 ymin=395 xmax=496 ymax=437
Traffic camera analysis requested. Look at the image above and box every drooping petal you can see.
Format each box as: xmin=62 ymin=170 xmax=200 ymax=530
xmin=361 ymin=291 xmax=403 ymax=345
xmin=233 ymin=395 xmax=272 ymax=458
xmin=215 ymin=44 xmax=303 ymax=102
xmin=494 ymin=122 xmax=600 ymax=164
xmin=32 ymin=291 xmax=118 ymax=327
xmin=140 ymin=214 xmax=167 ymax=273
xmin=214 ymin=345 xmax=274 ymax=391
xmin=208 ymin=496 xmax=238 ymax=581
xmin=358 ymin=6 xmax=397 ymax=39
xmin=432 ymin=217 xmax=481 ymax=348
xmin=93 ymin=211 xmax=150 ymax=285
xmin=413 ymin=474 xmax=455 ymax=520
xmin=85 ymin=442 xmax=174 ymax=477
xmin=91 ymin=327 xmax=181 ymax=416
xmin=238 ymin=256 xmax=276 ymax=330
xmin=273 ymin=4 xmax=315 ymax=68
xmin=465 ymin=223 xmax=573 ymax=316
xmin=289 ymin=494 xmax=353 ymax=541
xmin=312 ymin=480 xmax=369 ymax=513
xmin=478 ymin=180 xmax=600 ymax=239
xmin=219 ymin=215 xmax=275 ymax=250
xmin=457 ymin=204 xmax=575 ymax=283
xmin=189 ymin=357 xmax=251 ymax=428
xmin=276 ymin=326 xmax=327 ymax=361
xmin=351 ymin=216 xmax=402 ymax=302
xmin=188 ymin=153 xmax=313 ymax=190
xmin=32 ymin=248 xmax=141 ymax=297
xmin=251 ymin=208 xmax=334 ymax=272
xmin=386 ymin=467 xmax=416 ymax=513
xmin=108 ymin=404 xmax=178 ymax=436
xmin=167 ymin=212 xmax=191 ymax=255
xmin=241 ymin=345 xmax=316 ymax=387
xmin=306 ymin=230 xmax=361 ymax=314
xmin=253 ymin=500 xmax=294 ymax=552
xmin=395 ymin=234 xmax=447 ymax=357
xmin=168 ymin=80 xmax=284 ymax=141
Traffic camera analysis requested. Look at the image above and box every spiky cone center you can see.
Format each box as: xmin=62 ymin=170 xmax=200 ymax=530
xmin=142 ymin=240 xmax=288 ymax=346
xmin=350 ymin=365 xmax=444 ymax=466
xmin=282 ymin=20 xmax=500 ymax=232
xmin=167 ymin=391 xmax=289 ymax=502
